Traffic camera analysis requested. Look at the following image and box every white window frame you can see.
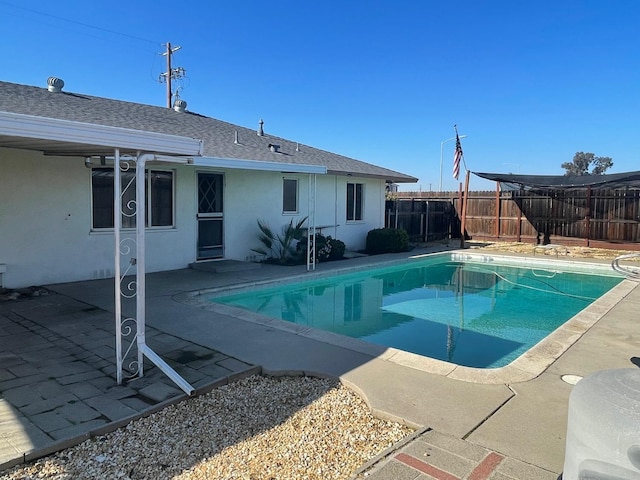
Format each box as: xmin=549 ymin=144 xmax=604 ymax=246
xmin=282 ymin=177 xmax=299 ymax=214
xmin=346 ymin=182 xmax=364 ymax=222
xmin=91 ymin=167 xmax=176 ymax=230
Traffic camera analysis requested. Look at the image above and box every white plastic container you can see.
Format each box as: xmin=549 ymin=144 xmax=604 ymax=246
xmin=563 ymin=368 xmax=640 ymax=479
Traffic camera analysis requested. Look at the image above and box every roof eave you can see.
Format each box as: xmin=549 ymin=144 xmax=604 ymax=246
xmin=326 ymin=169 xmax=418 ymax=183
xmin=193 ymin=156 xmax=327 ymax=174
xmin=0 ymin=110 xmax=204 ymax=156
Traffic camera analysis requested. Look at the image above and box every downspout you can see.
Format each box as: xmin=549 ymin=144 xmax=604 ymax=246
xmin=114 ymin=152 xmax=194 ymax=395
xmin=136 ymin=153 xmax=195 ymax=395
xmin=135 ymin=153 xmax=148 ymax=377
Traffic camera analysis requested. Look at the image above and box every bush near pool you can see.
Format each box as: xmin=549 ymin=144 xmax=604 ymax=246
xmin=366 ymin=228 xmax=409 ymax=254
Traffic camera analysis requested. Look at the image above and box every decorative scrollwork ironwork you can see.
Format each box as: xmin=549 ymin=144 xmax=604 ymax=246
xmin=119 ymin=237 xmax=136 ymax=257
xmin=125 ymin=360 xmax=140 ymax=378
xmin=119 ymin=317 xmax=139 ymax=378
xmin=115 ymin=155 xmax=143 ymax=383
xmin=119 ymin=158 xmax=137 ymax=221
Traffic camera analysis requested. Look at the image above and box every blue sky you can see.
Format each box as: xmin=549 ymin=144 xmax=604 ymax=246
xmin=2 ymin=0 xmax=639 ymax=191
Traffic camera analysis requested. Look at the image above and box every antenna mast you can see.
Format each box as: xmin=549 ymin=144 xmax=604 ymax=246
xmin=159 ymin=42 xmax=185 ymax=108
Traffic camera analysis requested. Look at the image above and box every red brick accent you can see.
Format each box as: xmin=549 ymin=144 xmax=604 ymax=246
xmin=468 ymin=452 xmax=505 ymax=480
xmin=395 ymin=453 xmax=459 ymax=480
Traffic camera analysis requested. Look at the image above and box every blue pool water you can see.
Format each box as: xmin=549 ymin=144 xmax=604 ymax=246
xmin=213 ymin=256 xmax=623 ymax=368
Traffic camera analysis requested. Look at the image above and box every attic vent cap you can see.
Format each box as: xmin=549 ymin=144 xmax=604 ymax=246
xmin=47 ymin=77 xmax=64 ymax=93
xmin=268 ymin=143 xmax=280 ymax=153
xmin=173 ymin=99 xmax=187 ymax=112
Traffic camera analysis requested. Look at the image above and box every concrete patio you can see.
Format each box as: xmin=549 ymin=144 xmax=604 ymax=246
xmin=1 ymin=246 xmax=639 ymax=479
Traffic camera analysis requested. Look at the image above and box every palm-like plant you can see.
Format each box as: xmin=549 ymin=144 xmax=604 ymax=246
xmin=252 ymin=217 xmax=307 ymax=264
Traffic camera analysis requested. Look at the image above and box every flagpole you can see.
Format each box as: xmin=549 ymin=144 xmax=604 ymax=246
xmin=452 ymin=124 xmax=470 ymax=248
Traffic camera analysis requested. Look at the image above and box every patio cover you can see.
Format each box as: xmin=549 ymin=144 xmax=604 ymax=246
xmin=1 ymin=111 xmax=328 ymax=395
xmin=0 ymin=111 xmax=203 ymax=395
xmin=473 ymin=171 xmax=640 ymax=191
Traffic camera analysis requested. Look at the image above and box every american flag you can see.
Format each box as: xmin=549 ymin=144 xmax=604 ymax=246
xmin=453 ymin=133 xmax=463 ymax=180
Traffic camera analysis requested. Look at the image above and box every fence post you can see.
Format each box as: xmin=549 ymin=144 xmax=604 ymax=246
xmin=424 ymin=201 xmax=429 ymax=242
xmin=585 ymin=186 xmax=591 ymax=247
xmin=457 ymin=184 xmax=463 ymax=241
xmin=460 ymin=171 xmax=471 ymax=248
xmin=495 ymin=182 xmax=500 ymax=239
xmin=516 ymin=194 xmax=522 ymax=242
xmin=395 ymin=201 xmax=399 ymax=229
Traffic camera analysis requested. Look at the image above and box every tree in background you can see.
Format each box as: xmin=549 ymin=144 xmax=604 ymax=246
xmin=561 ymin=152 xmax=613 ymax=176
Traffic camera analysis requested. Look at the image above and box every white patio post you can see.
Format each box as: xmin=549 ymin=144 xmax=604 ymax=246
xmin=114 ymin=148 xmax=123 ymax=384
xmin=307 ymin=173 xmax=317 ymax=271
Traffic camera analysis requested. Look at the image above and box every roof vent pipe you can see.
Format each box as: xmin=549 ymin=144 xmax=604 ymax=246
xmin=173 ymin=99 xmax=187 ymax=113
xmin=234 ymin=130 xmax=239 ymax=144
xmin=47 ymin=77 xmax=64 ymax=93
xmin=258 ymin=119 xmax=264 ymax=136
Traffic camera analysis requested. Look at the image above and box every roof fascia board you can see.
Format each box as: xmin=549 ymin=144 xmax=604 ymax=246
xmin=0 ymin=111 xmax=203 ymax=156
xmin=194 ymin=156 xmax=326 ymax=174
xmin=327 ymin=169 xmax=418 ymax=183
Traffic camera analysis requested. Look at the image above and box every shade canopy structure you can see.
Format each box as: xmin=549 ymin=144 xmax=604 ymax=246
xmin=473 ymin=171 xmax=640 ymax=191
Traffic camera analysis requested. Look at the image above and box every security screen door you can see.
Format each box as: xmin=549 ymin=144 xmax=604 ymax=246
xmin=197 ymin=173 xmax=224 ymax=260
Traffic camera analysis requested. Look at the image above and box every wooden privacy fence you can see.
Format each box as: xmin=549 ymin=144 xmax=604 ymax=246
xmin=390 ymin=187 xmax=640 ymax=249
xmin=385 ymin=199 xmax=455 ymax=242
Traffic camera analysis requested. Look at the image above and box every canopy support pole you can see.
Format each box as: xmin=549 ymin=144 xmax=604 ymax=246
xmin=307 ymin=173 xmax=317 ymax=271
xmin=585 ymin=186 xmax=592 ymax=247
xmin=460 ymin=170 xmax=471 ymax=248
xmin=495 ymin=182 xmax=500 ymax=239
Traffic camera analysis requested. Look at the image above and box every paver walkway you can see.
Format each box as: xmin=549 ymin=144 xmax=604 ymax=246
xmin=356 ymin=429 xmax=558 ymax=479
xmin=0 ymin=292 xmax=255 ymax=469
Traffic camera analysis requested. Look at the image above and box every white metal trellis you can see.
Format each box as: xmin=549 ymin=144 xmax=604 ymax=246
xmin=307 ymin=173 xmax=317 ymax=271
xmin=114 ymin=150 xmax=195 ymax=395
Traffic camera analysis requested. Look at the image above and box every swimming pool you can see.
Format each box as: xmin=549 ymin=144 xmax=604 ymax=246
xmin=210 ymin=254 xmax=624 ymax=369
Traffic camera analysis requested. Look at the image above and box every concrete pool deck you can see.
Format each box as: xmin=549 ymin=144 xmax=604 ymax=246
xmin=1 ymin=245 xmax=639 ymax=478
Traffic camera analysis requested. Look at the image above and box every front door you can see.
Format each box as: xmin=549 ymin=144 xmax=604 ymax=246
xmin=197 ymin=172 xmax=224 ymax=260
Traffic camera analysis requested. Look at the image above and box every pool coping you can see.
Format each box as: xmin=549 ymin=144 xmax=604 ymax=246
xmin=175 ymin=251 xmax=638 ymax=385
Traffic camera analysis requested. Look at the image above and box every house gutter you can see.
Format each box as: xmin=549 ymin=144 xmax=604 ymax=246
xmin=193 ymin=156 xmax=326 ymax=174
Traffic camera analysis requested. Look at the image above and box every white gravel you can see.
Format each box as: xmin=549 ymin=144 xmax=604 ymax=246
xmin=1 ymin=375 xmax=412 ymax=480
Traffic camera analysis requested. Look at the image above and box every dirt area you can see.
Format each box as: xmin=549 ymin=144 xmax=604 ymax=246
xmin=467 ymin=241 xmax=640 ymax=261
xmin=0 ymin=285 xmax=49 ymax=302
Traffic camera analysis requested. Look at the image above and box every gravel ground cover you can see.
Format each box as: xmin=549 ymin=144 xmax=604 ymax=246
xmin=1 ymin=375 xmax=412 ymax=480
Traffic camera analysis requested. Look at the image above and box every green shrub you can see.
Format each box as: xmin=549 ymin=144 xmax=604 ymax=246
xmin=366 ymin=228 xmax=409 ymax=254
xmin=297 ymin=234 xmax=346 ymax=262
xmin=251 ymin=217 xmax=307 ymax=265
xmin=327 ymin=237 xmax=346 ymax=261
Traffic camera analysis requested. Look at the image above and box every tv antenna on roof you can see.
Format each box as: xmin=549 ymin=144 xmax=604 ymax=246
xmin=159 ymin=42 xmax=185 ymax=108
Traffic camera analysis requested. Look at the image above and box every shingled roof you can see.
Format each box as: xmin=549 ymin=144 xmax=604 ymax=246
xmin=0 ymin=80 xmax=417 ymax=183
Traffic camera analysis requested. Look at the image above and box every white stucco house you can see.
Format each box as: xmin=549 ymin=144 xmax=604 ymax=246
xmin=0 ymin=78 xmax=417 ymax=289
